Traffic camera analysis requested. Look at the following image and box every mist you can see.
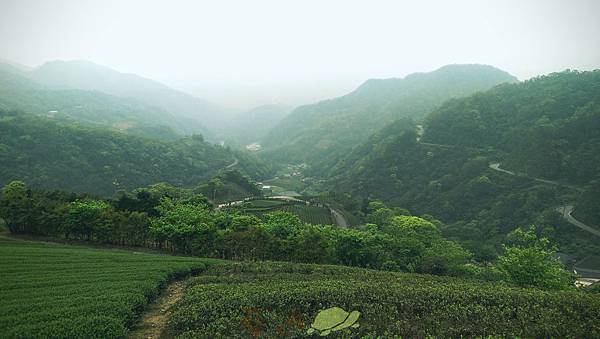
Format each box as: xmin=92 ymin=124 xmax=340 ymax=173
xmin=1 ymin=0 xmax=600 ymax=109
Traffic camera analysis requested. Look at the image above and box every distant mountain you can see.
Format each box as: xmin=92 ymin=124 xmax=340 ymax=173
xmin=0 ymin=69 xmax=182 ymax=140
xmin=0 ymin=58 xmax=32 ymax=73
xmin=27 ymin=60 xmax=231 ymax=139
xmin=262 ymin=64 xmax=517 ymax=166
xmin=221 ymin=104 xmax=291 ymax=146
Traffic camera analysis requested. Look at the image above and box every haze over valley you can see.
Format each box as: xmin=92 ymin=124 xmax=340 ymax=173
xmin=1 ymin=1 xmax=600 ymax=338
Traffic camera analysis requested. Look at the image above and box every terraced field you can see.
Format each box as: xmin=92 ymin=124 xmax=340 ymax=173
xmin=241 ymin=199 xmax=334 ymax=225
xmin=168 ymin=262 xmax=600 ymax=338
xmin=280 ymin=205 xmax=334 ymax=225
xmin=0 ymin=238 xmax=216 ymax=338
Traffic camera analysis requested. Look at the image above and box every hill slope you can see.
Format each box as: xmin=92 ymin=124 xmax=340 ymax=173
xmin=27 ymin=60 xmax=231 ymax=138
xmin=326 ymin=70 xmax=600 ymax=259
xmin=0 ymin=69 xmax=184 ymax=140
xmin=423 ymin=69 xmax=600 ymax=184
xmin=262 ymin=64 xmax=517 ymax=165
xmin=0 ymin=110 xmax=271 ymax=195
xmin=221 ymin=104 xmax=291 ymax=146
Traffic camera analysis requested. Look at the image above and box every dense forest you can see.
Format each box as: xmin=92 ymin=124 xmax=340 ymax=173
xmin=321 ymin=70 xmax=600 ymax=260
xmin=262 ymin=64 xmax=517 ymax=167
xmin=424 ymin=70 xmax=600 ymax=184
xmin=0 ymin=110 xmax=273 ymax=195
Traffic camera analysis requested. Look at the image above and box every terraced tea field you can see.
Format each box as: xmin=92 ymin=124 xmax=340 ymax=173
xmin=0 ymin=238 xmax=216 ymax=338
xmin=241 ymin=199 xmax=334 ymax=225
xmin=168 ymin=262 xmax=600 ymax=338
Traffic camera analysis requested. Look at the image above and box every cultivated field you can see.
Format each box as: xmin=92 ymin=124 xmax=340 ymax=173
xmin=242 ymin=199 xmax=334 ymax=225
xmin=0 ymin=238 xmax=215 ymax=338
xmin=168 ymin=262 xmax=600 ymax=338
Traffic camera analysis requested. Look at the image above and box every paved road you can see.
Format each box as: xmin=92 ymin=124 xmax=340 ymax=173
xmin=556 ymin=205 xmax=600 ymax=238
xmin=489 ymin=163 xmax=598 ymax=237
xmin=489 ymin=163 xmax=516 ymax=175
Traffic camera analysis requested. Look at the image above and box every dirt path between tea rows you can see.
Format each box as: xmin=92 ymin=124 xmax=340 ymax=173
xmin=128 ymin=280 xmax=185 ymax=339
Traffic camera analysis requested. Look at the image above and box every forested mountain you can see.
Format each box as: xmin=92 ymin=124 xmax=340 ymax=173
xmin=325 ymin=70 xmax=600 ymax=259
xmin=423 ymin=70 xmax=600 ymax=184
xmin=261 ymin=64 xmax=517 ymax=165
xmin=221 ymin=104 xmax=291 ymax=146
xmin=0 ymin=60 xmax=233 ymax=139
xmin=0 ymin=69 xmax=185 ymax=140
xmin=0 ymin=110 xmax=272 ymax=196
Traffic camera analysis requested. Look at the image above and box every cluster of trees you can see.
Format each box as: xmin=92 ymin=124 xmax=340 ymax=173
xmin=0 ymin=110 xmax=273 ymax=196
xmin=0 ymin=181 xmax=574 ymax=290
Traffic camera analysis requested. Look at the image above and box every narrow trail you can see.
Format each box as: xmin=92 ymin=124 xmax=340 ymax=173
xmin=128 ymin=280 xmax=185 ymax=339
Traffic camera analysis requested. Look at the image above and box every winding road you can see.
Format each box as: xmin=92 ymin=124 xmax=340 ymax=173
xmin=488 ymin=163 xmax=599 ymax=238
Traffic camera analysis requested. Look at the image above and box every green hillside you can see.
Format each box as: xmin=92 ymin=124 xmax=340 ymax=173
xmin=423 ymin=70 xmax=600 ymax=184
xmin=262 ymin=64 xmax=517 ymax=167
xmin=0 ymin=110 xmax=272 ymax=196
xmin=325 ymin=70 xmax=600 ymax=259
xmin=29 ymin=60 xmax=230 ymax=138
xmin=0 ymin=69 xmax=182 ymax=140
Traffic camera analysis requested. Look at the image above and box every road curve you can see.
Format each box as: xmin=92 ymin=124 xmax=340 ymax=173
xmin=556 ymin=205 xmax=600 ymax=238
xmin=225 ymin=158 xmax=239 ymax=169
xmin=489 ymin=163 xmax=598 ymax=237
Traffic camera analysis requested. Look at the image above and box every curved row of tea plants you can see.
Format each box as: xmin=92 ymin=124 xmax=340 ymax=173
xmin=239 ymin=199 xmax=334 ymax=225
xmin=168 ymin=262 xmax=600 ymax=338
xmin=0 ymin=238 xmax=216 ymax=338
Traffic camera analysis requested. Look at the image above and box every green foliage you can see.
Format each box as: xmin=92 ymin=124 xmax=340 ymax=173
xmin=497 ymin=226 xmax=575 ymax=290
xmin=0 ymin=238 xmax=213 ymax=338
xmin=574 ymin=183 xmax=600 ymax=226
xmin=0 ymin=111 xmax=273 ymax=195
xmin=1 ymin=182 xmax=474 ymax=277
xmin=168 ymin=262 xmax=600 ymax=338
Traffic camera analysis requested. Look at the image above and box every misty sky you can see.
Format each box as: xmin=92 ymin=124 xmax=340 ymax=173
xmin=1 ymin=0 xmax=600 ymax=109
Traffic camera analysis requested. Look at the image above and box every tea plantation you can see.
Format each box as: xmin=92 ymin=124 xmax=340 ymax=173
xmin=0 ymin=238 xmax=216 ymax=338
xmin=168 ymin=262 xmax=600 ymax=338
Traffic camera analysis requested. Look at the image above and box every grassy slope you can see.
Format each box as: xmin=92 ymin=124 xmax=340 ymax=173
xmin=0 ymin=238 xmax=219 ymax=338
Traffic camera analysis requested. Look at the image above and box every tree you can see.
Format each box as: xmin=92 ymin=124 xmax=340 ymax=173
xmin=65 ymin=200 xmax=111 ymax=241
xmin=0 ymin=181 xmax=31 ymax=233
xmin=496 ymin=226 xmax=574 ymax=290
xmin=149 ymin=197 xmax=216 ymax=255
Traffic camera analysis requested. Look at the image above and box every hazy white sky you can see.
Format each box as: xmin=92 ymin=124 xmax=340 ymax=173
xmin=1 ymin=0 xmax=599 ymax=109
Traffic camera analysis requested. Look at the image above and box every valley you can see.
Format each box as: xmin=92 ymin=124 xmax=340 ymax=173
xmin=1 ymin=3 xmax=600 ymax=335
